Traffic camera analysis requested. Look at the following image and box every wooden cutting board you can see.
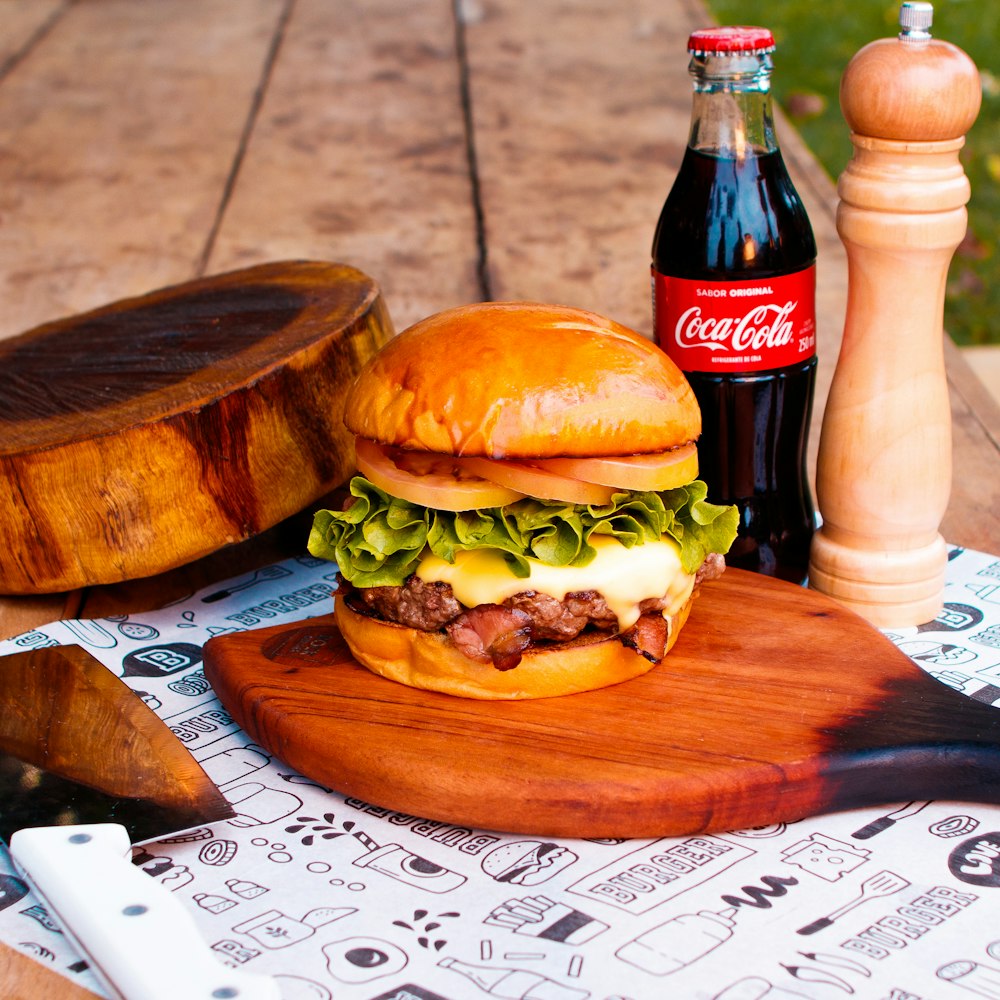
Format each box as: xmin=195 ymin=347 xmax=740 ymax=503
xmin=0 ymin=260 xmax=392 ymax=594
xmin=203 ymin=569 xmax=1000 ymax=837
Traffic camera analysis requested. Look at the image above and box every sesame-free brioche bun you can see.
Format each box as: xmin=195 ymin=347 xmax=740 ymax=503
xmin=343 ymin=301 xmax=700 ymax=458
xmin=335 ymin=592 xmax=694 ymax=700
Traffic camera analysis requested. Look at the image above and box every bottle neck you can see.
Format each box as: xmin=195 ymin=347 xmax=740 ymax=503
xmin=687 ymin=52 xmax=778 ymax=157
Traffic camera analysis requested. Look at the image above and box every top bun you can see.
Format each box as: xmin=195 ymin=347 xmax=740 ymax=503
xmin=344 ymin=301 xmax=700 ymax=458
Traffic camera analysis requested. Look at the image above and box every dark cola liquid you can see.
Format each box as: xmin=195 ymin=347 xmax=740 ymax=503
xmin=653 ymin=147 xmax=817 ymax=583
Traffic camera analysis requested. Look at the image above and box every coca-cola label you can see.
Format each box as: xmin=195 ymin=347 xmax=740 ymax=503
xmin=652 ymin=267 xmax=816 ymax=373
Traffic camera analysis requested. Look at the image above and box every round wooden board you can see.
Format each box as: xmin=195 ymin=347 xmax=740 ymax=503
xmin=203 ymin=569 xmax=1000 ymax=838
xmin=0 ymin=261 xmax=393 ymax=593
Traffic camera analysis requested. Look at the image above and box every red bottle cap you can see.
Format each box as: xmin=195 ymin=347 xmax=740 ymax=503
xmin=687 ymin=26 xmax=775 ymax=56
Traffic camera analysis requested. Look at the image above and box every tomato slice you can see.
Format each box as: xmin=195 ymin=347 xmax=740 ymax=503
xmin=355 ymin=438 xmax=527 ymax=511
xmin=459 ymin=456 xmax=617 ymax=505
xmin=355 ymin=438 xmax=692 ymax=510
xmin=533 ymin=444 xmax=699 ymax=491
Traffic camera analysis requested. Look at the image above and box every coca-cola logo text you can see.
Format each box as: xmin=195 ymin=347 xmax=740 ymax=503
xmin=675 ymin=301 xmax=797 ymax=353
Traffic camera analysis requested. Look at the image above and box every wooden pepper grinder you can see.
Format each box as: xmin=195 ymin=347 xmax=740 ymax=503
xmin=808 ymin=1 xmax=981 ymax=627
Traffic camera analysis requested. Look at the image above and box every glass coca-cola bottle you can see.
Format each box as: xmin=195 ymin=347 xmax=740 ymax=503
xmin=652 ymin=26 xmax=817 ymax=584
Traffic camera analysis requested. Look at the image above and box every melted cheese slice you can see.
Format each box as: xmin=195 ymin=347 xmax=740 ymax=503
xmin=416 ymin=535 xmax=694 ymax=629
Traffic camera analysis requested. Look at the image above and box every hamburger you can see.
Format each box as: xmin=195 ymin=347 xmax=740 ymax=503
xmin=308 ymin=301 xmax=738 ymax=699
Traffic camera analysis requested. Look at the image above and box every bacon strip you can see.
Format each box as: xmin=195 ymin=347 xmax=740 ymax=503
xmin=446 ymin=604 xmax=532 ymax=671
xmin=619 ymin=612 xmax=669 ymax=663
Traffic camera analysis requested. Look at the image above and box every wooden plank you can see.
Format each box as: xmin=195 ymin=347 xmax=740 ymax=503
xmin=0 ymin=945 xmax=98 ymax=1000
xmin=0 ymin=0 xmax=67 ymax=71
xmin=943 ymin=338 xmax=1000 ymax=548
xmin=207 ymin=0 xmax=480 ymax=331
xmin=460 ymin=0 xmax=692 ymax=333
xmin=0 ymin=0 xmax=285 ymax=342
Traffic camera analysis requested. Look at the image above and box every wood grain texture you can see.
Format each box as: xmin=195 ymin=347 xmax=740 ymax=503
xmin=944 ymin=336 xmax=1000 ymax=547
xmin=810 ymin=35 xmax=982 ymax=626
xmin=0 ymin=946 xmax=97 ymax=1000
xmin=203 ymin=568 xmax=1000 ymax=839
xmin=840 ymin=37 xmax=981 ymax=141
xmin=0 ymin=0 xmax=66 ymax=70
xmin=0 ymin=261 xmax=392 ymax=593
xmin=206 ymin=0 xmax=481 ymax=330
xmin=0 ymin=0 xmax=285 ymax=341
xmin=463 ymin=0 xmax=692 ymax=332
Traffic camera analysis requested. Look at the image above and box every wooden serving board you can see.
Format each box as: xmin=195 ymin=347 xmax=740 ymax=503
xmin=203 ymin=569 xmax=1000 ymax=838
xmin=0 ymin=260 xmax=392 ymax=594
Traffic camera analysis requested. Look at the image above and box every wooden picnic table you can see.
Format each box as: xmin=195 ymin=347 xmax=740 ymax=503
xmin=0 ymin=1 xmax=997 ymax=996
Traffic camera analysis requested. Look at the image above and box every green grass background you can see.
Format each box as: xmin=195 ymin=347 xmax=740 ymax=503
xmin=707 ymin=0 xmax=999 ymax=346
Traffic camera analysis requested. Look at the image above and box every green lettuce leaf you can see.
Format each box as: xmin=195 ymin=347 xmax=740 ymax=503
xmin=307 ymin=476 xmax=739 ymax=587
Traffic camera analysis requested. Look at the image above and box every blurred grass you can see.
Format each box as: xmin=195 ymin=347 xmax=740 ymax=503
xmin=706 ymin=0 xmax=999 ymax=345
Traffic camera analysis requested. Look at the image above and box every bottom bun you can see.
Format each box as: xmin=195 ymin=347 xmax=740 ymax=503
xmin=334 ymin=596 xmax=694 ymax=700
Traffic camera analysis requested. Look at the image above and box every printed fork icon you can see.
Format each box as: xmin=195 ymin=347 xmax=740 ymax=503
xmin=797 ymin=870 xmax=910 ymax=935
xmin=202 ymin=565 xmax=292 ymax=603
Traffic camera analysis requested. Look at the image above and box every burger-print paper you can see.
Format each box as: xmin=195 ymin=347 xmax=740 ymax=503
xmin=3 ymin=545 xmax=1000 ymax=1000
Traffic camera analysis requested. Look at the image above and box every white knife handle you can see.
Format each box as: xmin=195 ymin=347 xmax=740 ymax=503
xmin=10 ymin=823 xmax=280 ymax=1000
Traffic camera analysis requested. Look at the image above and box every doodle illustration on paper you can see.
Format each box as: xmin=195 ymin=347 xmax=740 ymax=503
xmin=129 ymin=848 xmax=194 ymax=891
xmin=324 ymin=936 xmax=408 ymax=983
xmin=481 ymin=841 xmax=578 ymax=886
xmin=168 ymin=669 xmax=213 ymax=696
xmin=212 ymin=939 xmax=261 ymax=965
xmin=795 ymin=950 xmax=871 ymax=980
xmin=282 ymin=814 xmax=467 ymax=892
xmin=712 ymin=976 xmax=810 ymax=999
xmin=232 ymin=906 xmax=354 ymax=950
xmin=617 ymin=907 xmax=736 ymax=975
xmin=0 ymin=873 xmax=29 ymax=913
xmin=393 ymin=908 xmax=460 ymax=950
xmin=17 ymin=942 xmax=56 ymax=963
xmin=116 ymin=621 xmax=159 ymax=641
xmin=729 ymin=824 xmax=789 ymax=839
xmin=201 ymin=565 xmax=293 ymax=604
xmin=780 ymin=960 xmax=855 ymax=993
xmin=938 ymin=959 xmax=1000 ymax=997
xmin=852 ymin=801 xmax=928 ymax=839
xmin=11 ymin=629 xmax=58 ymax=650
xmin=226 ymin=782 xmax=302 ymax=828
xmin=273 ymin=975 xmax=332 ymax=1000
xmin=916 ymin=603 xmax=984 ymax=633
xmin=782 ymin=834 xmax=870 ymax=880
xmin=226 ymin=878 xmax=269 ymax=899
xmin=438 ymin=956 xmax=589 ymax=998
xmin=568 ymin=836 xmax=753 ymax=914
xmin=63 ymin=620 xmax=117 ymax=649
xmin=901 ymin=640 xmax=978 ymax=666
xmin=972 ymin=625 xmax=1000 ymax=650
xmin=199 ymin=838 xmax=238 ymax=866
xmin=354 ymin=839 xmax=467 ymax=893
xmin=485 ymin=895 xmax=608 ymax=944
xmin=948 ymin=833 xmax=1000 ymax=887
xmin=368 ymin=984 xmax=454 ymax=1000
xmin=721 ymin=874 xmax=799 ymax=909
xmin=797 ymin=870 xmax=910 ymax=935
xmin=19 ymin=904 xmax=60 ymax=933
xmin=194 ymin=891 xmax=238 ymax=914
xmin=121 ymin=641 xmax=201 ymax=678
xmin=931 ymin=815 xmax=980 ymax=839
